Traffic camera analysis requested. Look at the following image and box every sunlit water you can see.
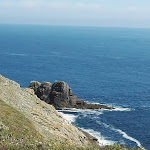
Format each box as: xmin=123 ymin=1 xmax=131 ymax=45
xmin=0 ymin=24 xmax=150 ymax=149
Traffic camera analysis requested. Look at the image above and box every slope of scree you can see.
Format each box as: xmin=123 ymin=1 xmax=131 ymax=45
xmin=0 ymin=75 xmax=99 ymax=149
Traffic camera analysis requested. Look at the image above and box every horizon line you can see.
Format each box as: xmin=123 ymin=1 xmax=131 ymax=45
xmin=0 ymin=23 xmax=150 ymax=30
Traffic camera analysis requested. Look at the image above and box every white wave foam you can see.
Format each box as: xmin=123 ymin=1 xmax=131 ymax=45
xmin=103 ymin=103 xmax=132 ymax=112
xmin=58 ymin=108 xmax=103 ymax=117
xmin=78 ymin=109 xmax=103 ymax=116
xmin=116 ymin=129 xmax=143 ymax=149
xmin=57 ymin=108 xmax=79 ymax=113
xmin=80 ymin=128 xmax=115 ymax=146
xmin=84 ymin=100 xmax=101 ymax=105
xmin=113 ymin=106 xmax=132 ymax=111
xmin=57 ymin=104 xmax=131 ymax=120
xmin=101 ymin=123 xmax=145 ymax=150
xmin=58 ymin=109 xmax=145 ymax=149
xmin=58 ymin=112 xmax=78 ymax=123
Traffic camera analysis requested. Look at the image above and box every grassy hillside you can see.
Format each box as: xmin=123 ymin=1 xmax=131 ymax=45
xmin=0 ymin=99 xmax=47 ymax=150
xmin=0 ymin=99 xmax=143 ymax=150
xmin=0 ymin=99 xmax=98 ymax=150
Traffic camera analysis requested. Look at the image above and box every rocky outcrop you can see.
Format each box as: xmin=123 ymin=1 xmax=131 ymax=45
xmin=49 ymin=81 xmax=78 ymax=108
xmin=0 ymin=75 xmax=99 ymax=148
xmin=29 ymin=81 xmax=52 ymax=103
xmin=29 ymin=80 xmax=113 ymax=110
xmin=37 ymin=82 xmax=52 ymax=103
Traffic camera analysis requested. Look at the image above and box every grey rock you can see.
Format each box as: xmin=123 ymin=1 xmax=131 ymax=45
xmin=29 ymin=81 xmax=41 ymax=93
xmin=36 ymin=82 xmax=52 ymax=103
xmin=49 ymin=81 xmax=78 ymax=108
xmin=29 ymin=80 xmax=114 ymax=110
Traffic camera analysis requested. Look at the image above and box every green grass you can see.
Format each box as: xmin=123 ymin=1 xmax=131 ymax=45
xmin=0 ymin=99 xmax=49 ymax=150
xmin=0 ymin=99 xmax=144 ymax=150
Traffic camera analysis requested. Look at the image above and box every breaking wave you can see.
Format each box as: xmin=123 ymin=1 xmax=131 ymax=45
xmin=57 ymin=104 xmax=143 ymax=148
xmin=57 ymin=108 xmax=103 ymax=116
xmin=80 ymin=128 xmax=115 ymax=146
xmin=113 ymin=106 xmax=132 ymax=111
xmin=58 ymin=111 xmax=78 ymax=123
xmin=101 ymin=122 xmax=145 ymax=150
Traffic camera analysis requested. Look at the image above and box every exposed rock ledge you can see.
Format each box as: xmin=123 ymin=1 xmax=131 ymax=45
xmin=29 ymin=81 xmax=114 ymax=110
xmin=0 ymin=75 xmax=99 ymax=148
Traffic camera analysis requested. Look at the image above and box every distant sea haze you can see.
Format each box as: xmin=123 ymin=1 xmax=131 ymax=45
xmin=0 ymin=24 xmax=150 ymax=149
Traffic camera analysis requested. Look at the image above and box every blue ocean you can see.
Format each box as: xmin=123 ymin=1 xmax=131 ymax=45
xmin=0 ymin=24 xmax=150 ymax=149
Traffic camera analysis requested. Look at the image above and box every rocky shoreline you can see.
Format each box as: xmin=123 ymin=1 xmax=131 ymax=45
xmin=0 ymin=75 xmax=145 ymax=150
xmin=29 ymin=81 xmax=114 ymax=110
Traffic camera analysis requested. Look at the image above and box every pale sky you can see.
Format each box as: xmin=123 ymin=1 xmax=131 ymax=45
xmin=0 ymin=0 xmax=150 ymax=28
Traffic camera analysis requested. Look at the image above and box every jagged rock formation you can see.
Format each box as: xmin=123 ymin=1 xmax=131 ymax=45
xmin=49 ymin=81 xmax=78 ymax=108
xmin=36 ymin=82 xmax=52 ymax=103
xmin=0 ymin=75 xmax=99 ymax=148
xmin=29 ymin=81 xmax=52 ymax=103
xmin=29 ymin=81 xmax=113 ymax=110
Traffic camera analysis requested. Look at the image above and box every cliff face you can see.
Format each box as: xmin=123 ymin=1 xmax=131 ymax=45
xmin=0 ymin=75 xmax=98 ymax=148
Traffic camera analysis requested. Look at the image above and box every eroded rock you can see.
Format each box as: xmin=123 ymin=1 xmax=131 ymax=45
xmin=49 ymin=81 xmax=78 ymax=108
xmin=29 ymin=80 xmax=114 ymax=110
xmin=36 ymin=82 xmax=52 ymax=103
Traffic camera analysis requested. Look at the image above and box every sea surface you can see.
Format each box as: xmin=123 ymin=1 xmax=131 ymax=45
xmin=0 ymin=24 xmax=150 ymax=149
